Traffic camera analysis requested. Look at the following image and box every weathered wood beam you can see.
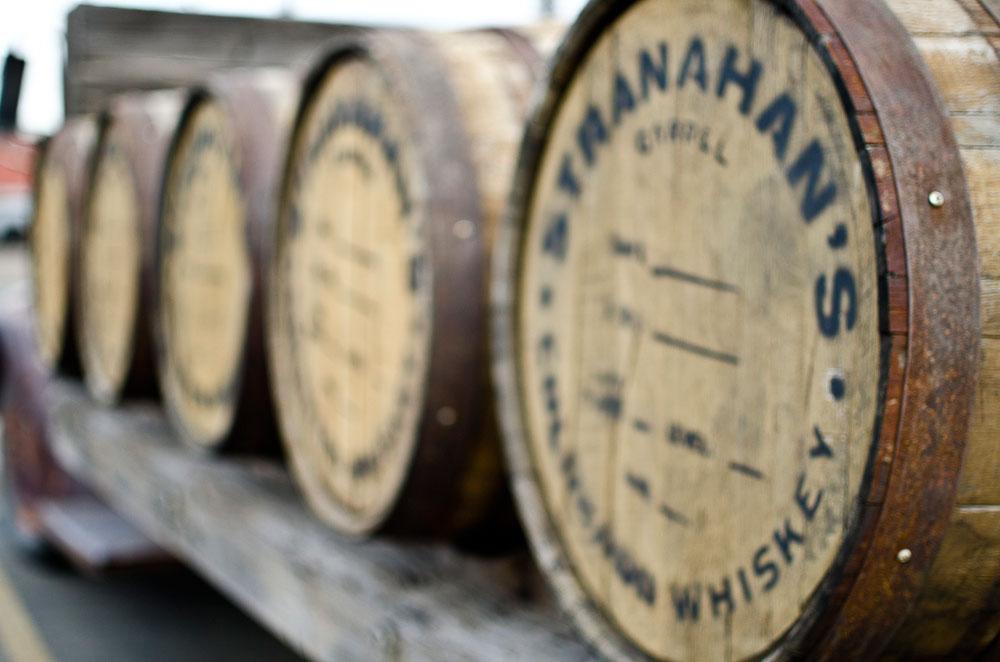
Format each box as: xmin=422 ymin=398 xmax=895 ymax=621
xmin=45 ymin=381 xmax=591 ymax=662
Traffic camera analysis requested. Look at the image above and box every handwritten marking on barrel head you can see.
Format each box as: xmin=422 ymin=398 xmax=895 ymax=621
xmin=626 ymin=472 xmax=651 ymax=499
xmin=610 ymin=234 xmax=647 ymax=261
xmin=728 ymin=462 xmax=766 ymax=481
xmin=649 ymin=264 xmax=740 ymax=294
xmin=667 ymin=423 xmax=711 ymax=457
xmin=659 ymin=503 xmax=691 ymax=528
xmin=651 ymin=330 xmax=739 ymax=366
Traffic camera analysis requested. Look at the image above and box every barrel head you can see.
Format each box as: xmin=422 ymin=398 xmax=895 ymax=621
xmin=271 ymin=54 xmax=433 ymax=534
xmin=30 ymin=116 xmax=97 ymax=374
xmin=80 ymin=120 xmax=143 ymax=403
xmin=496 ymin=0 xmax=887 ymax=658
xmin=159 ymin=99 xmax=252 ymax=447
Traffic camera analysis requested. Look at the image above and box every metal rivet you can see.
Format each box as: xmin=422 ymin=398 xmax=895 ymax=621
xmin=928 ymin=191 xmax=945 ymax=208
xmin=436 ymin=406 xmax=457 ymax=427
xmin=897 ymin=548 xmax=912 ymax=564
xmin=452 ymin=219 xmax=475 ymax=240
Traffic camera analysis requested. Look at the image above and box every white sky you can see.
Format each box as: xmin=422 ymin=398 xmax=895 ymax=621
xmin=1 ymin=0 xmax=588 ymax=135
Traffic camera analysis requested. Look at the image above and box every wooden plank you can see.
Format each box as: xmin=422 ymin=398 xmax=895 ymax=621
xmin=912 ymin=35 xmax=1000 ymax=115
xmin=66 ymin=4 xmax=346 ymax=58
xmin=43 ymin=380 xmax=590 ymax=662
xmin=956 ymin=337 xmax=1000 ymax=504
xmin=36 ymin=495 xmax=172 ymax=574
xmin=983 ymin=277 xmax=1000 ymax=337
xmin=964 ymin=148 xmax=1000 ymax=280
xmin=951 ymin=113 xmax=1000 ymax=148
xmin=64 ymin=5 xmax=350 ymax=115
xmin=886 ymin=0 xmax=981 ymax=35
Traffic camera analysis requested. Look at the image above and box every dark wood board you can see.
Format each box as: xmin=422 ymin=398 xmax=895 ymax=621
xmin=64 ymin=4 xmax=353 ymax=115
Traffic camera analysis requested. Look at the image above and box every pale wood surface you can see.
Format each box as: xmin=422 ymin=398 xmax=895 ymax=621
xmin=78 ymin=90 xmax=184 ymax=403
xmin=271 ymin=31 xmax=544 ymax=536
xmin=271 ymin=56 xmax=433 ymax=533
xmin=30 ymin=118 xmax=98 ymax=372
xmin=159 ymin=99 xmax=252 ymax=446
xmin=432 ymin=31 xmax=538 ymax=249
xmin=79 ymin=121 xmax=141 ymax=403
xmin=43 ymin=380 xmax=592 ymax=662
xmin=510 ymin=1 xmax=880 ymax=658
xmin=886 ymin=0 xmax=1000 ymax=35
xmin=31 ymin=159 xmax=70 ymax=367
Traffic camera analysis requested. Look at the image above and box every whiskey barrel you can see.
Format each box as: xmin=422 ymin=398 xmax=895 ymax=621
xmin=78 ymin=91 xmax=184 ymax=404
xmin=491 ymin=0 xmax=996 ymax=659
xmin=157 ymin=69 xmax=296 ymax=452
xmin=29 ymin=116 xmax=97 ymax=374
xmin=268 ymin=28 xmax=550 ymax=537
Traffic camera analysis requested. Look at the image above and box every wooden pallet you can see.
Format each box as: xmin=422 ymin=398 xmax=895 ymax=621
xmin=44 ymin=380 xmax=592 ymax=662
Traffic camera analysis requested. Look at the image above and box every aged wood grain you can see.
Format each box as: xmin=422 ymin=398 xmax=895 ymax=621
xmin=160 ymin=100 xmax=250 ymax=446
xmin=44 ymin=380 xmax=592 ymax=662
xmin=493 ymin=0 xmax=991 ymax=658
xmin=269 ymin=29 xmax=553 ymax=537
xmin=29 ymin=117 xmax=97 ymax=374
xmin=510 ymin=2 xmax=879 ymax=658
xmin=880 ymin=0 xmax=1000 ymax=653
xmin=158 ymin=70 xmax=296 ymax=452
xmin=78 ymin=91 xmax=184 ymax=404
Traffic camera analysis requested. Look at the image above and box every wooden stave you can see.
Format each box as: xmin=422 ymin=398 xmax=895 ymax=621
xmin=269 ymin=29 xmax=547 ymax=538
xmin=877 ymin=0 xmax=1000 ymax=656
xmin=78 ymin=90 xmax=185 ymax=404
xmin=419 ymin=27 xmax=556 ymax=542
xmin=489 ymin=0 xmax=987 ymax=659
xmin=28 ymin=116 xmax=98 ymax=375
xmin=156 ymin=69 xmax=299 ymax=453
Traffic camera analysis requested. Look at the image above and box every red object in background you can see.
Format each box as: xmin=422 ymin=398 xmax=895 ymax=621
xmin=0 ymin=133 xmax=35 ymax=186
xmin=0 ymin=133 xmax=36 ymax=237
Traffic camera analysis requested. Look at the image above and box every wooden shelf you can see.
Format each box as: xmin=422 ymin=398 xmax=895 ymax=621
xmin=44 ymin=380 xmax=593 ymax=661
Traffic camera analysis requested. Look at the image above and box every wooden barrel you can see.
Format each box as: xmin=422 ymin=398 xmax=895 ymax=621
xmin=78 ymin=91 xmax=184 ymax=404
xmin=157 ymin=69 xmax=297 ymax=452
xmin=268 ymin=28 xmax=551 ymax=537
xmin=29 ymin=116 xmax=97 ymax=374
xmin=491 ymin=0 xmax=997 ymax=659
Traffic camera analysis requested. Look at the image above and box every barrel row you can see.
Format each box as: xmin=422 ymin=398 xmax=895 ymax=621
xmin=30 ymin=28 xmax=554 ymax=541
xmin=26 ymin=2 xmax=1000 ymax=659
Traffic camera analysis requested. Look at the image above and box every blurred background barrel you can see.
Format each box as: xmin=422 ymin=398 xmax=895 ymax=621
xmin=156 ymin=69 xmax=297 ymax=452
xmin=268 ymin=27 xmax=555 ymax=538
xmin=29 ymin=116 xmax=97 ymax=374
xmin=492 ymin=0 xmax=996 ymax=659
xmin=78 ymin=91 xmax=183 ymax=404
